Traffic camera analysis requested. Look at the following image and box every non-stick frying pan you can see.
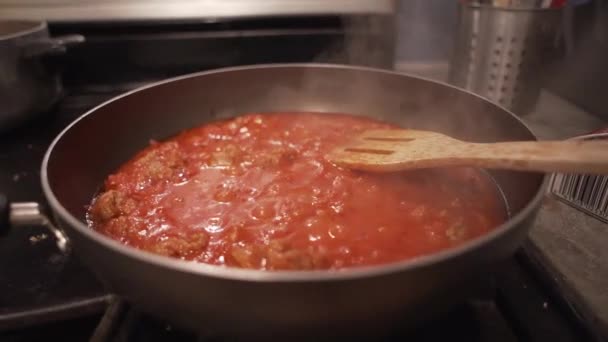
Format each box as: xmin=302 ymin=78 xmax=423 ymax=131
xmin=2 ymin=64 xmax=547 ymax=339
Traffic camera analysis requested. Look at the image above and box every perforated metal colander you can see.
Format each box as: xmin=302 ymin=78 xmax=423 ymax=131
xmin=448 ymin=3 xmax=562 ymax=115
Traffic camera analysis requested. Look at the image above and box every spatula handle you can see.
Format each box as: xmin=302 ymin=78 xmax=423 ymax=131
xmin=465 ymin=140 xmax=608 ymax=174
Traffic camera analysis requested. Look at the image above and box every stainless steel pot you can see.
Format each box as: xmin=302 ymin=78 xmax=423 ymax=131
xmin=448 ymin=3 xmax=562 ymax=115
xmin=0 ymin=20 xmax=84 ymax=132
xmin=1 ymin=64 xmax=547 ymax=339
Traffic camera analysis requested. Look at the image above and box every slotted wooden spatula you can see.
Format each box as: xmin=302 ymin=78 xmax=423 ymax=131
xmin=327 ymin=129 xmax=608 ymax=174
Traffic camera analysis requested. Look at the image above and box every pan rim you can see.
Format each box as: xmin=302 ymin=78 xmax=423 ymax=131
xmin=0 ymin=20 xmax=47 ymax=41
xmin=41 ymin=63 xmax=550 ymax=282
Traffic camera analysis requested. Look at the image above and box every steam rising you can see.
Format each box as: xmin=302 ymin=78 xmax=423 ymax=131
xmin=249 ymin=11 xmax=528 ymax=147
xmin=313 ymin=16 xmax=396 ymax=69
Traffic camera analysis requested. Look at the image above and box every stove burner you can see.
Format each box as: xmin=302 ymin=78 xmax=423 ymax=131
xmin=1 ymin=252 xmax=592 ymax=341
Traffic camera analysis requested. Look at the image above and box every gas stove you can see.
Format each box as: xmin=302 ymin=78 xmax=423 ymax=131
xmin=0 ymin=259 xmax=594 ymax=342
xmin=1 ymin=14 xmax=607 ymax=342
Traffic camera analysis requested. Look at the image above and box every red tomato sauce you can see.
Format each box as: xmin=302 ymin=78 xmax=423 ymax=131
xmin=88 ymin=113 xmax=506 ymax=270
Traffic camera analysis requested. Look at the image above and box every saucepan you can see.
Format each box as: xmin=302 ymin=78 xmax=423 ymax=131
xmin=0 ymin=20 xmax=84 ymax=132
xmin=0 ymin=64 xmax=547 ymax=339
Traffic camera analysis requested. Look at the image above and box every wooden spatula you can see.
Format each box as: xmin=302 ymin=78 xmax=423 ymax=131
xmin=327 ymin=129 xmax=608 ymax=174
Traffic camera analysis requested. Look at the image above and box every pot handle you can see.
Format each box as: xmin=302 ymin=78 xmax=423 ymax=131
xmin=22 ymin=34 xmax=85 ymax=59
xmin=0 ymin=193 xmax=70 ymax=252
xmin=0 ymin=194 xmax=8 ymax=233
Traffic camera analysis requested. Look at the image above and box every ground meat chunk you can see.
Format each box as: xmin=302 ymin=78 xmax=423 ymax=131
xmin=446 ymin=219 xmax=467 ymax=241
xmin=229 ymin=240 xmax=330 ymax=270
xmin=255 ymin=146 xmax=298 ymax=168
xmin=132 ymin=142 xmax=185 ymax=183
xmin=267 ymin=248 xmax=315 ymax=270
xmin=103 ymin=216 xmax=140 ymax=239
xmin=145 ymin=231 xmax=209 ymax=259
xmin=90 ymin=190 xmax=136 ymax=222
xmin=230 ymin=245 xmax=265 ymax=268
xmin=209 ymin=144 xmax=241 ymax=167
xmin=265 ymin=240 xmax=329 ymax=270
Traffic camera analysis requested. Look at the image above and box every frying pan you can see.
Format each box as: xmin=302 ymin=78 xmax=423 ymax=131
xmin=1 ymin=64 xmax=547 ymax=338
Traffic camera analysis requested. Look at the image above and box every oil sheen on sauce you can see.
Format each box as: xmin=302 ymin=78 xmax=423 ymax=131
xmin=87 ymin=113 xmax=506 ymax=270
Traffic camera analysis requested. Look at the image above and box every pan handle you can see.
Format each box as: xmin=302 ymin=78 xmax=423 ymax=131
xmin=0 ymin=194 xmax=70 ymax=252
xmin=22 ymin=34 xmax=85 ymax=59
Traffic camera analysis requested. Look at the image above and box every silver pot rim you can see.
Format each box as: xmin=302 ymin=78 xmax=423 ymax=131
xmin=0 ymin=20 xmax=46 ymax=41
xmin=463 ymin=3 xmax=563 ymax=12
xmin=40 ymin=63 xmax=550 ymax=283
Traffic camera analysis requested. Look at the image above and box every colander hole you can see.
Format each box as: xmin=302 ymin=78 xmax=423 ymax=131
xmin=521 ymin=50 xmax=526 ymax=56
xmin=506 ymin=63 xmax=512 ymax=69
xmin=501 ymin=86 xmax=507 ymax=93
xmin=496 ymin=36 xmax=503 ymax=42
xmin=494 ymin=49 xmax=501 ymax=55
xmin=490 ymin=74 xmax=496 ymax=80
xmin=488 ymin=85 xmax=494 ymax=91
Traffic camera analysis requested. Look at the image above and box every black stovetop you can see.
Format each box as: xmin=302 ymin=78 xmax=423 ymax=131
xmin=0 ymin=93 xmax=115 ymax=332
xmin=0 ymin=89 xmax=600 ymax=342
xmin=85 ymin=256 xmax=591 ymax=342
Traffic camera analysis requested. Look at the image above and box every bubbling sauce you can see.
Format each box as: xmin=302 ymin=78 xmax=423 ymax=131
xmin=87 ymin=113 xmax=506 ymax=270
